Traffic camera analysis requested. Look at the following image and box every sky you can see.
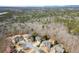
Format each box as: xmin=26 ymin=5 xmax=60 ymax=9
xmin=0 ymin=0 xmax=79 ymax=7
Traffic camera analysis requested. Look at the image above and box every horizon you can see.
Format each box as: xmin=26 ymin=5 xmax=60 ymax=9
xmin=0 ymin=5 xmax=79 ymax=7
